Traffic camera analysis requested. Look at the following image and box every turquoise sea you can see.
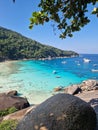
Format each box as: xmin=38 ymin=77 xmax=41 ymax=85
xmin=0 ymin=54 xmax=98 ymax=104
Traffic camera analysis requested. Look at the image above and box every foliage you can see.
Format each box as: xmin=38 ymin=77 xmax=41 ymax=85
xmin=0 ymin=107 xmax=17 ymax=117
xmin=0 ymin=120 xmax=18 ymax=130
xmin=29 ymin=0 xmax=98 ymax=38
xmin=0 ymin=26 xmax=78 ymax=61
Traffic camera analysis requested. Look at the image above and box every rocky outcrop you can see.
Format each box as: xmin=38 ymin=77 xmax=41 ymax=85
xmin=80 ymin=80 xmax=98 ymax=91
xmin=64 ymin=84 xmax=82 ymax=95
xmin=0 ymin=93 xmax=30 ymax=111
xmin=76 ymin=90 xmax=98 ymax=130
xmin=53 ymin=79 xmax=98 ymax=95
xmin=54 ymin=86 xmax=64 ymax=92
xmin=16 ymin=94 xmax=96 ymax=130
xmin=53 ymin=85 xmax=81 ymax=95
xmin=6 ymin=90 xmax=18 ymax=96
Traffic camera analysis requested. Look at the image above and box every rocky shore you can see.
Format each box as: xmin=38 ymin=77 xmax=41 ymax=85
xmin=54 ymin=79 xmax=98 ymax=94
xmin=0 ymin=90 xmax=30 ymax=123
xmin=0 ymin=90 xmax=30 ymax=111
xmin=53 ymin=79 xmax=98 ymax=130
xmin=0 ymin=79 xmax=98 ymax=130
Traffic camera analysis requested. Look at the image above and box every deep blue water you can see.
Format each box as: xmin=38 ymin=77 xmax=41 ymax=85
xmin=0 ymin=54 xmax=98 ymax=104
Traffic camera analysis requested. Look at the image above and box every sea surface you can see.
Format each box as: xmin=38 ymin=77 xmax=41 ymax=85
xmin=0 ymin=54 xmax=98 ymax=104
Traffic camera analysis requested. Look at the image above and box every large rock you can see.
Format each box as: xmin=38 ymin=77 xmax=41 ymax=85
xmin=0 ymin=93 xmax=30 ymax=111
xmin=54 ymin=86 xmax=63 ymax=92
xmin=81 ymin=80 xmax=98 ymax=91
xmin=76 ymin=90 xmax=98 ymax=130
xmin=16 ymin=94 xmax=96 ymax=130
xmin=6 ymin=90 xmax=18 ymax=96
xmin=65 ymin=85 xmax=82 ymax=95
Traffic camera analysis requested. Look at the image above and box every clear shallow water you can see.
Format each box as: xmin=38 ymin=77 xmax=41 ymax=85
xmin=0 ymin=54 xmax=98 ymax=104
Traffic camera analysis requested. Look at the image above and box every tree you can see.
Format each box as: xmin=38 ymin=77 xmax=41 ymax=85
xmin=13 ymin=0 xmax=98 ymax=39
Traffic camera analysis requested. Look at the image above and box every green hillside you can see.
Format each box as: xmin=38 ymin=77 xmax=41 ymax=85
xmin=0 ymin=26 xmax=78 ymax=61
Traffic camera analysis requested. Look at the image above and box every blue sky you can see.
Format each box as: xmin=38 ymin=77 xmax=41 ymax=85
xmin=0 ymin=0 xmax=98 ymax=54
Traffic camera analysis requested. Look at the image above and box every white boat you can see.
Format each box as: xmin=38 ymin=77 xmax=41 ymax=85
xmin=83 ymin=58 xmax=91 ymax=63
xmin=93 ymin=64 xmax=98 ymax=67
xmin=53 ymin=70 xmax=57 ymax=74
xmin=91 ymin=69 xmax=98 ymax=72
xmin=61 ymin=61 xmax=67 ymax=64
xmin=77 ymin=63 xmax=80 ymax=66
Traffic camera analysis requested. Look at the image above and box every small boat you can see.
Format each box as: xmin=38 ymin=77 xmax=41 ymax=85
xmin=93 ymin=64 xmax=98 ymax=67
xmin=91 ymin=69 xmax=98 ymax=72
xmin=83 ymin=58 xmax=91 ymax=63
xmin=77 ymin=63 xmax=80 ymax=66
xmin=53 ymin=70 xmax=57 ymax=74
xmin=75 ymin=60 xmax=79 ymax=63
xmin=61 ymin=61 xmax=67 ymax=64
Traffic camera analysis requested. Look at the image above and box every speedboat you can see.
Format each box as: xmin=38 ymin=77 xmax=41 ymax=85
xmin=83 ymin=58 xmax=91 ymax=63
xmin=91 ymin=69 xmax=98 ymax=72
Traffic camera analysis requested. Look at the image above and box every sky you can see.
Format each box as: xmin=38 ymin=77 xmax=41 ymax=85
xmin=0 ymin=0 xmax=98 ymax=54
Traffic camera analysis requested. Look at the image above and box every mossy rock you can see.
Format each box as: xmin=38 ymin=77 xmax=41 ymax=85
xmin=16 ymin=94 xmax=97 ymax=130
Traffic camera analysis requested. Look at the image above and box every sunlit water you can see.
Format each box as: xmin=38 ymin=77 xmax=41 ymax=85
xmin=0 ymin=54 xmax=98 ymax=104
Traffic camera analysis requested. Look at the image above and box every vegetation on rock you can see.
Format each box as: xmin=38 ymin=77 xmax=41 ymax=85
xmin=0 ymin=120 xmax=17 ymax=130
xmin=0 ymin=107 xmax=17 ymax=117
xmin=0 ymin=26 xmax=78 ymax=61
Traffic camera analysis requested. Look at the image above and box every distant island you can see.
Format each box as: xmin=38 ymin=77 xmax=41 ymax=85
xmin=0 ymin=26 xmax=79 ymax=61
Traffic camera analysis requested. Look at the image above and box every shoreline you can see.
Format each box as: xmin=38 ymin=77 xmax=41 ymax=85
xmin=0 ymin=54 xmax=98 ymax=104
xmin=0 ymin=54 xmax=79 ymax=63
